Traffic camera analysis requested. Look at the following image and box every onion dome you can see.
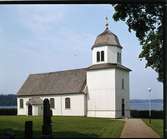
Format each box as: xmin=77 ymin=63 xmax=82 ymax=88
xmin=92 ymin=17 xmax=122 ymax=49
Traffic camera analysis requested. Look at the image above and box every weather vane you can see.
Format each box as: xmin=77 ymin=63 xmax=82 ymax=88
xmin=105 ymin=16 xmax=109 ymax=29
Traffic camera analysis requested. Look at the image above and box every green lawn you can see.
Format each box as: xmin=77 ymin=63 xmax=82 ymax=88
xmin=0 ymin=116 xmax=124 ymax=138
xmin=143 ymin=119 xmax=163 ymax=138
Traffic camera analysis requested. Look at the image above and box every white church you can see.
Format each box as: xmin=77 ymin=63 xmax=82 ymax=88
xmin=17 ymin=19 xmax=131 ymax=118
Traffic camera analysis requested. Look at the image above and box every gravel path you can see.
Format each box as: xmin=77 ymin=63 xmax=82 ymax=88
xmin=120 ymin=119 xmax=160 ymax=138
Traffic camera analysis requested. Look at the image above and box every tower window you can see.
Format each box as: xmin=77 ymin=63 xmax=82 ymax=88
xmin=122 ymin=78 xmax=124 ymax=89
xmin=97 ymin=51 xmax=100 ymax=62
xmin=120 ymin=53 xmax=122 ymax=63
xmin=65 ymin=97 xmax=71 ymax=109
xmin=50 ymin=98 xmax=55 ymax=109
xmin=117 ymin=52 xmax=119 ymax=63
xmin=96 ymin=51 xmax=105 ymax=62
xmin=101 ymin=51 xmax=104 ymax=61
xmin=117 ymin=52 xmax=121 ymax=63
xmin=20 ymin=99 xmax=24 ymax=109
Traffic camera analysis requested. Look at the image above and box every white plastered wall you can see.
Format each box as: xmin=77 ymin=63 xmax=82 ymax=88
xmin=17 ymin=97 xmax=30 ymax=115
xmin=87 ymin=69 xmax=116 ymax=118
xmin=92 ymin=46 xmax=122 ymax=65
xmin=17 ymin=94 xmax=85 ymax=116
xmin=92 ymin=46 xmax=107 ymax=64
xmin=115 ymin=69 xmax=130 ymax=118
xmin=41 ymin=94 xmax=85 ymax=116
xmin=32 ymin=105 xmax=39 ymax=116
xmin=107 ymin=46 xmax=122 ymax=64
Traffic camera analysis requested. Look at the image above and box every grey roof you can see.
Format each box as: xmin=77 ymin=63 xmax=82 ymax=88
xmin=17 ymin=64 xmax=130 ymax=97
xmin=17 ymin=68 xmax=87 ymax=96
xmin=26 ymin=97 xmax=43 ymax=105
xmin=92 ymin=28 xmax=122 ymax=49
xmin=87 ymin=63 xmax=131 ymax=72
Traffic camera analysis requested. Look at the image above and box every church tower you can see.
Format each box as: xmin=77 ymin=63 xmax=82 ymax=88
xmin=92 ymin=17 xmax=122 ymax=65
xmin=86 ymin=17 xmax=131 ymax=118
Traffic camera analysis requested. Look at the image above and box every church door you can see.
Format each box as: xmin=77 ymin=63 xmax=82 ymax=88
xmin=28 ymin=104 xmax=32 ymax=116
xmin=122 ymin=99 xmax=125 ymax=117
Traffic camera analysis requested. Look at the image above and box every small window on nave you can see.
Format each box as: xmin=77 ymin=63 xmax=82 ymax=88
xmin=20 ymin=99 xmax=24 ymax=109
xmin=50 ymin=98 xmax=55 ymax=109
xmin=65 ymin=97 xmax=71 ymax=109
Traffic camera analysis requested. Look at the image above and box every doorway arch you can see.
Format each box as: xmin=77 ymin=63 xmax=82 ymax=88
xmin=28 ymin=104 xmax=32 ymax=116
xmin=122 ymin=99 xmax=125 ymax=117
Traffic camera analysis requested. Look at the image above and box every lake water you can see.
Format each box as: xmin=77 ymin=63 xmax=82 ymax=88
xmin=129 ymin=100 xmax=163 ymax=110
xmin=0 ymin=106 xmax=17 ymax=109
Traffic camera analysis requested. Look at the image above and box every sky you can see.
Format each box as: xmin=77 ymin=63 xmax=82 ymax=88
xmin=0 ymin=4 xmax=163 ymax=99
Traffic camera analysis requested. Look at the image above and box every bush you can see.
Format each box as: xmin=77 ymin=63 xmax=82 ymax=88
xmin=0 ymin=108 xmax=17 ymax=115
xmin=130 ymin=110 xmax=163 ymax=119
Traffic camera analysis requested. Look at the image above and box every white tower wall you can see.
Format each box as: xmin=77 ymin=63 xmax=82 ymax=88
xmin=107 ymin=46 xmax=122 ymax=64
xmin=92 ymin=46 xmax=107 ymax=64
xmin=87 ymin=69 xmax=116 ymax=118
xmin=92 ymin=46 xmax=122 ymax=65
xmin=115 ymin=69 xmax=130 ymax=118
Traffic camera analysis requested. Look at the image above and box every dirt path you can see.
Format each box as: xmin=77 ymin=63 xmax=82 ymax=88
xmin=120 ymin=119 xmax=160 ymax=138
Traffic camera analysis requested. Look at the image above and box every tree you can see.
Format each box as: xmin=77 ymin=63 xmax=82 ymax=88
xmin=112 ymin=4 xmax=164 ymax=81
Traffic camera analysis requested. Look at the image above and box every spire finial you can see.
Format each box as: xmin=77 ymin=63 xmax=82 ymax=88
xmin=105 ymin=16 xmax=109 ymax=29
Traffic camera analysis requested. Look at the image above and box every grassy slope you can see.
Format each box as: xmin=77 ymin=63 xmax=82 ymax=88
xmin=0 ymin=116 xmax=124 ymax=138
xmin=143 ymin=119 xmax=163 ymax=138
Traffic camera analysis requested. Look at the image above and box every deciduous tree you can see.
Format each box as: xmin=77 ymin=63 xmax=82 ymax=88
xmin=112 ymin=4 xmax=163 ymax=81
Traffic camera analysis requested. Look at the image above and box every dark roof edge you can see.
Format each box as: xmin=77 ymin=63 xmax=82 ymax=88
xmin=87 ymin=64 xmax=132 ymax=72
xmin=91 ymin=44 xmax=123 ymax=50
xmin=117 ymin=66 xmax=132 ymax=72
xmin=87 ymin=67 xmax=131 ymax=72
xmin=17 ymin=92 xmax=85 ymax=97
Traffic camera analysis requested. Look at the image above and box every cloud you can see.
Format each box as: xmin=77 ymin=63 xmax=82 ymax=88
xmin=16 ymin=5 xmax=66 ymax=33
xmin=0 ymin=5 xmax=162 ymax=99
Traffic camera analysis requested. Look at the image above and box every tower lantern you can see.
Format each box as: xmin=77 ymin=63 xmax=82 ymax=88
xmin=91 ymin=17 xmax=122 ymax=65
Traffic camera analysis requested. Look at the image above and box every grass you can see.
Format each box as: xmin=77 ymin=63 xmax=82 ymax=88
xmin=0 ymin=116 xmax=124 ymax=138
xmin=143 ymin=119 xmax=163 ymax=138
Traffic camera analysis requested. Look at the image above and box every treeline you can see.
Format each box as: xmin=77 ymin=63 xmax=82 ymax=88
xmin=0 ymin=94 xmax=16 ymax=106
xmin=0 ymin=108 xmax=17 ymax=115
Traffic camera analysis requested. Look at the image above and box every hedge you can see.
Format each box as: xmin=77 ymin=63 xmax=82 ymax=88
xmin=130 ymin=110 xmax=164 ymax=119
xmin=0 ymin=108 xmax=164 ymax=118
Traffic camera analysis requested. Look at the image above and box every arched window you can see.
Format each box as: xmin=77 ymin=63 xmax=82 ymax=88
xmin=65 ymin=97 xmax=71 ymax=109
xmin=20 ymin=99 xmax=24 ymax=108
xmin=50 ymin=98 xmax=55 ymax=109
xmin=101 ymin=51 xmax=104 ymax=61
xmin=97 ymin=51 xmax=100 ymax=62
xmin=122 ymin=98 xmax=125 ymax=116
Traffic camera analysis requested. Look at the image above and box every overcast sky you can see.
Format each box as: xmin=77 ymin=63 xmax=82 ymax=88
xmin=0 ymin=4 xmax=163 ymax=99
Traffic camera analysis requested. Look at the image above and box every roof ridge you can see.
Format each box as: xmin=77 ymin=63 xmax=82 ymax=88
xmin=30 ymin=67 xmax=87 ymax=76
xmin=92 ymin=28 xmax=121 ymax=49
xmin=97 ymin=28 xmax=117 ymax=37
